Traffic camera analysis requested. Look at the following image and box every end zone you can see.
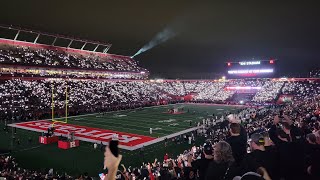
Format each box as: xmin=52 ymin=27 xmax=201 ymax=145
xmin=9 ymin=120 xmax=202 ymax=151
xmin=9 ymin=120 xmax=155 ymax=151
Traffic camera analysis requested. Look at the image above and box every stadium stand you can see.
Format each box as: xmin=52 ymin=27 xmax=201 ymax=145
xmin=252 ymin=81 xmax=284 ymax=103
xmin=1 ymin=78 xmax=320 ymax=122
xmin=0 ymin=42 xmax=145 ymax=72
xmin=0 ymin=39 xmax=148 ymax=80
xmin=310 ymin=69 xmax=320 ymax=78
xmin=2 ymin=94 xmax=320 ymax=179
xmin=282 ymin=80 xmax=320 ymax=101
xmin=1 ymin=39 xmax=320 ymax=180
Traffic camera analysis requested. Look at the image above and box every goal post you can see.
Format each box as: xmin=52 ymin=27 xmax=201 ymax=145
xmin=51 ymin=82 xmax=68 ymax=125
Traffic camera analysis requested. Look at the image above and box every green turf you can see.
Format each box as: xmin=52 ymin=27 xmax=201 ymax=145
xmin=0 ymin=104 xmax=241 ymax=177
xmin=64 ymin=104 xmax=237 ymax=137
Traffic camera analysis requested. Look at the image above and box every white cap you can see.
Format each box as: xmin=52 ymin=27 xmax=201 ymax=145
xmin=227 ymin=114 xmax=240 ymax=123
xmin=112 ymin=134 xmax=119 ymax=140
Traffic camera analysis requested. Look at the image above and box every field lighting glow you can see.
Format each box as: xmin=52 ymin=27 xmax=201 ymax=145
xmin=228 ymin=69 xmax=274 ymax=74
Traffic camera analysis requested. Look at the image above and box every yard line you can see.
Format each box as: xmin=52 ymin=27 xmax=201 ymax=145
xmin=47 ymin=103 xmax=239 ymax=122
xmin=69 ymin=110 xmax=199 ymax=122
xmin=112 ymin=114 xmax=201 ymax=121
xmin=67 ymin=109 xmax=207 ymax=123
xmin=81 ymin=117 xmax=194 ymax=130
xmin=48 ymin=104 xmax=173 ymax=121
xmin=71 ymin=121 xmax=168 ymax=136
xmin=73 ymin=111 xmax=203 ymax=123
xmin=70 ymin=119 xmax=182 ymax=133
xmin=73 ymin=113 xmax=194 ymax=120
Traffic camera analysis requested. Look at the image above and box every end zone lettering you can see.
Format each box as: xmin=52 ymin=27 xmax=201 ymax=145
xmin=11 ymin=120 xmax=155 ymax=148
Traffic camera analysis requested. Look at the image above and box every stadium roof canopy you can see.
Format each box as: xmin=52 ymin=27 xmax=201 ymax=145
xmin=0 ymin=25 xmax=112 ymax=54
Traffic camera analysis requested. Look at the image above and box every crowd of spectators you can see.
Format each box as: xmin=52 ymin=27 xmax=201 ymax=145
xmin=310 ymin=69 xmax=320 ymax=78
xmin=0 ymin=155 xmax=77 ymax=180
xmin=171 ymin=82 xmax=186 ymax=96
xmin=0 ymin=79 xmax=241 ymax=122
xmin=2 ymin=79 xmax=319 ymax=123
xmin=2 ymin=96 xmax=320 ymax=179
xmin=103 ymin=96 xmax=320 ymax=180
xmin=0 ymin=44 xmax=147 ymax=73
xmin=0 ymin=71 xmax=146 ymax=80
xmin=1 ymin=78 xmax=320 ymax=179
xmin=0 ymin=79 xmax=175 ymax=122
xmin=193 ymin=82 xmax=226 ymax=101
xmin=252 ymin=81 xmax=284 ymax=103
xmin=1 ymin=36 xmax=320 ymax=180
xmin=227 ymin=79 xmax=265 ymax=88
xmin=183 ymin=82 xmax=199 ymax=94
xmin=193 ymin=80 xmax=271 ymax=103
xmin=282 ymin=80 xmax=320 ymax=101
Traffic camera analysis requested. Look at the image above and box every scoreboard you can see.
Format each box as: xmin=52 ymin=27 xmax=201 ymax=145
xmin=226 ymin=59 xmax=276 ymax=78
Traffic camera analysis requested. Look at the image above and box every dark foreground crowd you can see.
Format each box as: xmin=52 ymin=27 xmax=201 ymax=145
xmin=103 ymin=98 xmax=320 ymax=180
xmin=1 ymin=98 xmax=320 ymax=180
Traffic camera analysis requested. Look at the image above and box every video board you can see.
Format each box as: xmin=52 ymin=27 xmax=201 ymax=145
xmin=226 ymin=60 xmax=276 ymax=78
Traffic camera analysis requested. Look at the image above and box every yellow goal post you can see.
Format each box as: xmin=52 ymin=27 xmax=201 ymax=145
xmin=51 ymin=82 xmax=68 ymax=126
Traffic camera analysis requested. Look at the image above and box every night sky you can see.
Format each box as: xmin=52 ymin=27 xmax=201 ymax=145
xmin=1 ymin=1 xmax=320 ymax=79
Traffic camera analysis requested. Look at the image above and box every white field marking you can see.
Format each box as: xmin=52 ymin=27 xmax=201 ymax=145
xmin=85 ymin=112 xmax=192 ymax=126
xmin=158 ymin=119 xmax=176 ymax=123
xmin=77 ymin=117 xmax=189 ymax=130
xmin=33 ymin=103 xmax=243 ymax=123
xmin=168 ymin=123 xmax=179 ymax=126
xmin=182 ymin=102 xmax=248 ymax=107
xmin=10 ymin=103 xmax=242 ymax=150
xmin=114 ymin=114 xmax=127 ymax=117
xmin=33 ymin=103 xmax=241 ymax=125
xmin=71 ymin=120 xmax=170 ymax=135
xmin=130 ymin=126 xmax=203 ymax=150
xmin=43 ymin=104 xmax=173 ymax=122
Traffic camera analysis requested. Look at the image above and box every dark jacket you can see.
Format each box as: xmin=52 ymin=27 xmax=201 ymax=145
xmin=226 ymin=125 xmax=247 ymax=164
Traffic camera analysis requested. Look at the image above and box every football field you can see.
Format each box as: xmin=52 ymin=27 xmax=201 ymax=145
xmin=2 ymin=103 xmax=243 ymax=176
xmin=10 ymin=103 xmax=243 ymax=150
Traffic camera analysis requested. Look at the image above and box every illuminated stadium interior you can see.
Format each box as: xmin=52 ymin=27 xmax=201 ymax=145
xmin=1 ymin=2 xmax=320 ymax=179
